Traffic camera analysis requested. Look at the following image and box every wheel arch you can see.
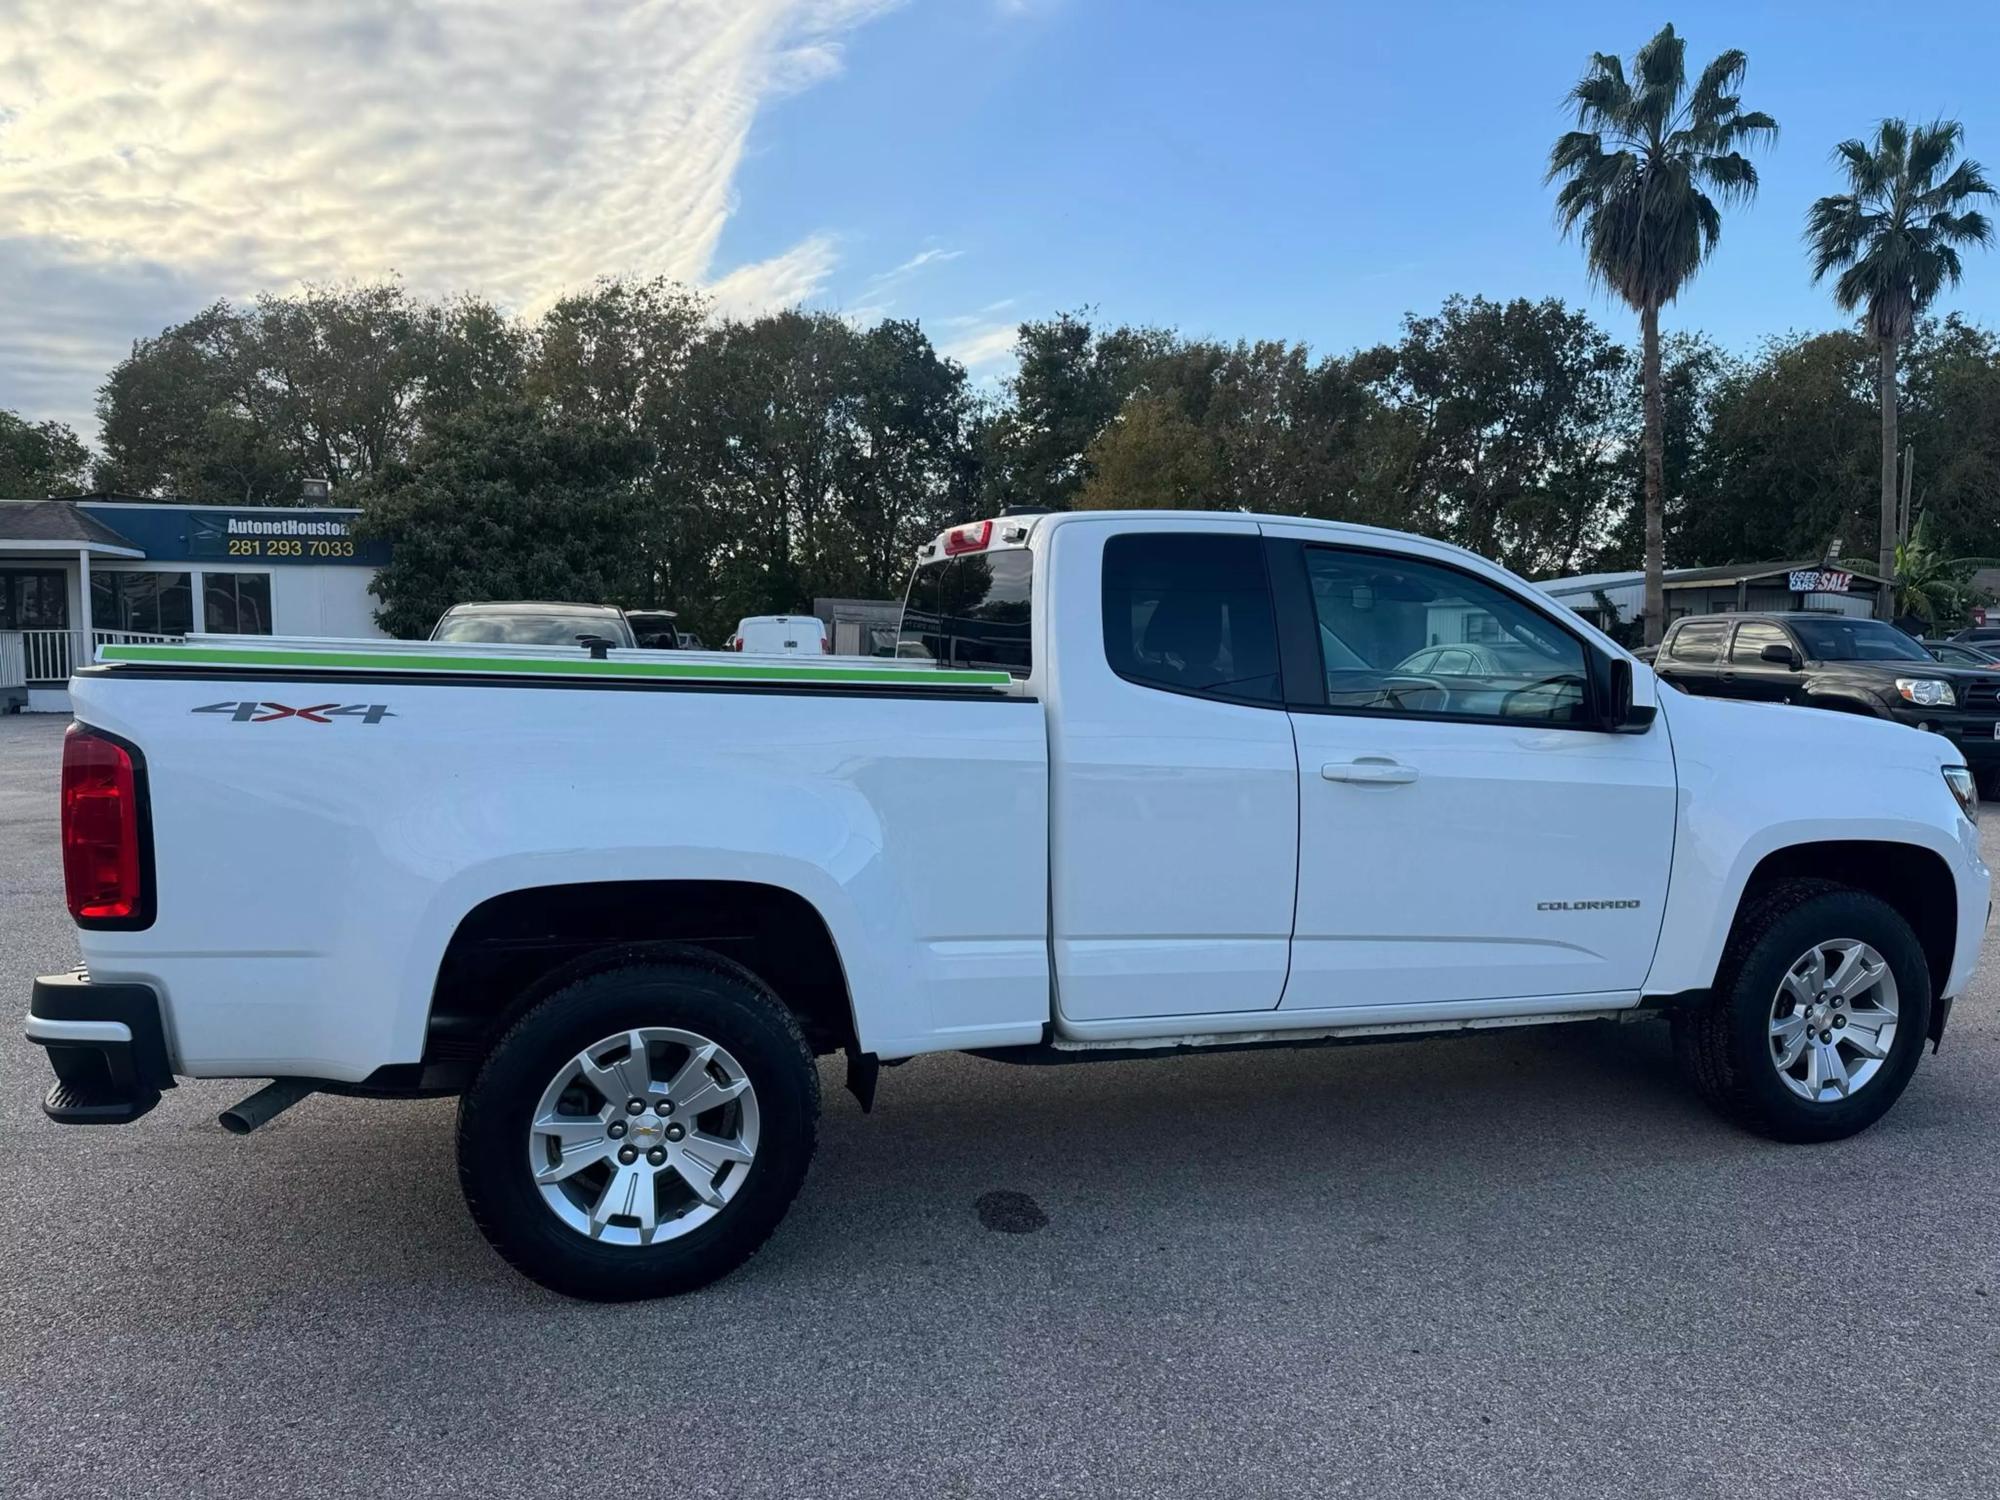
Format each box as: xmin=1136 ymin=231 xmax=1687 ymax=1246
xmin=1729 ymin=841 xmax=1957 ymax=1003
xmin=422 ymin=879 xmax=859 ymax=1084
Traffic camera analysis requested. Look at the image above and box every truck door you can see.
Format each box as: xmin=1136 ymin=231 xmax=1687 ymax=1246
xmin=1263 ymin=528 xmax=1675 ymax=1013
xmin=1045 ymin=519 xmax=1300 ymax=1022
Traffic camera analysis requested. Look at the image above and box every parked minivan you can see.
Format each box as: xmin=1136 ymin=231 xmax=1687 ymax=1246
xmin=730 ymin=615 xmax=828 ymax=654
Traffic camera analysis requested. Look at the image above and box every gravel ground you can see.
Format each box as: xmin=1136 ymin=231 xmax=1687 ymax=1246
xmin=2 ymin=709 xmax=1997 ymax=1498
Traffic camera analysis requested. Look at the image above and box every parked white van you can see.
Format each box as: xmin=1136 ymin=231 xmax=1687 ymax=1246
xmin=730 ymin=615 xmax=828 ymax=655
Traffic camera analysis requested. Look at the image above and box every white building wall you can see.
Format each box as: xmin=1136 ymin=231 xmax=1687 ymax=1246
xmin=263 ymin=565 xmax=385 ymax=638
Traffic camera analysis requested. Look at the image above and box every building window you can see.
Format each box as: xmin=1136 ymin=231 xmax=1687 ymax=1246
xmin=92 ymin=571 xmax=193 ymax=635
xmin=204 ymin=573 xmax=272 ymax=635
xmin=1 ymin=569 xmax=68 ymax=629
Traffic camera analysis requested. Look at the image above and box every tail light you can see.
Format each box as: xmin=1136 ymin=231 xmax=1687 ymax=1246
xmin=730 ymin=636 xmax=743 ymax=651
xmin=821 ymin=636 xmax=831 ymax=653
xmin=61 ymin=724 xmax=149 ymax=927
xmin=943 ymin=520 xmax=993 ymax=555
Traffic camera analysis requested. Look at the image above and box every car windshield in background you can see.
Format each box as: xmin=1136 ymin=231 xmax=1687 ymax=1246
xmin=435 ymin=612 xmax=622 ymax=647
xmin=1790 ymin=618 xmax=1932 ymax=663
xmin=897 ymin=550 xmax=1032 ymax=675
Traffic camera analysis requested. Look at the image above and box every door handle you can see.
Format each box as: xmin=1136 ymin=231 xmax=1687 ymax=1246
xmin=1321 ymin=758 xmax=1418 ymax=785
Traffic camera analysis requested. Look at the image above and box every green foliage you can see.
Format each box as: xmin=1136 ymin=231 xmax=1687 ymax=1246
xmin=1680 ymin=330 xmax=1877 ymax=562
xmin=1548 ymin=26 xmax=1777 ymax=314
xmin=93 ymin=283 xmax=522 ymax=503
xmin=353 ymin=400 xmax=653 ymax=639
xmin=1362 ymin=295 xmax=1631 ymax=576
xmin=1547 ymin=22 xmax=1775 ymax=642
xmin=49 ymin=270 xmax=2000 ymax=645
xmin=0 ymin=408 xmax=91 ymax=497
xmin=1806 ymin=119 xmax=1995 ymax=345
xmin=1891 ymin=510 xmax=1982 ymax=625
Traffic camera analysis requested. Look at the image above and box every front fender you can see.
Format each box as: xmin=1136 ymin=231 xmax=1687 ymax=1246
xmin=1646 ymin=689 xmax=1980 ymax=995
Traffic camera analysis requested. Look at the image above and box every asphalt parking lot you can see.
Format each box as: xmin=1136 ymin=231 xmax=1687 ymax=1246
xmin=3 ymin=711 xmax=1998 ymax=1499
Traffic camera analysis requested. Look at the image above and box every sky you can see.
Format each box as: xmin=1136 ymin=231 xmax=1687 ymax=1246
xmin=3 ymin=0 xmax=1999 ymax=439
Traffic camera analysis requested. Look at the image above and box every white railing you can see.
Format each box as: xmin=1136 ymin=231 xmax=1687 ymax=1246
xmin=0 ymin=631 xmax=24 ymax=691
xmin=20 ymin=628 xmax=76 ymax=683
xmin=13 ymin=628 xmax=181 ymax=682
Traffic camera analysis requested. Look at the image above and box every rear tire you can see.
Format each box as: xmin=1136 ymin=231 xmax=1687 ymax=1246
xmin=1675 ymin=879 xmax=1930 ymax=1143
xmin=457 ymin=948 xmax=819 ymax=1300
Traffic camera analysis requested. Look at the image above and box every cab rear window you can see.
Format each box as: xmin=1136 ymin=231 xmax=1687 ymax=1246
xmin=897 ymin=550 xmax=1032 ymax=675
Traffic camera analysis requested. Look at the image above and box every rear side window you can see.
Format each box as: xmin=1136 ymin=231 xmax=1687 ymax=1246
xmin=1101 ymin=533 xmax=1281 ymax=704
xmin=1667 ymin=622 xmax=1727 ymax=662
xmin=897 ymin=549 xmax=1033 ymax=675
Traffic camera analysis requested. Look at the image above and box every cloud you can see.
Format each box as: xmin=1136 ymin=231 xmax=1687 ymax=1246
xmin=878 ymin=246 xmax=964 ymax=279
xmin=940 ymin=319 xmax=1022 ymax=371
xmin=0 ymin=0 xmax=898 ymax=433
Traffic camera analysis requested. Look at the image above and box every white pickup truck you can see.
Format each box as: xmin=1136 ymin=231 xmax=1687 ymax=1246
xmin=29 ymin=510 xmax=1991 ymax=1299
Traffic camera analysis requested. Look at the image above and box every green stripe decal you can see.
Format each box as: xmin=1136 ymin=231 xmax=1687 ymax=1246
xmin=96 ymin=643 xmax=1012 ymax=688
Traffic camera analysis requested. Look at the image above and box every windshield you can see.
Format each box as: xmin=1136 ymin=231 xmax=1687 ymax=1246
xmin=1789 ymin=618 xmax=1931 ymax=664
xmin=434 ymin=610 xmax=628 ymax=647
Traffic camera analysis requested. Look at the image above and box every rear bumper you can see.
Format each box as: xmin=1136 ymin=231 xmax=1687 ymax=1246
xmin=25 ymin=972 xmax=175 ymax=1124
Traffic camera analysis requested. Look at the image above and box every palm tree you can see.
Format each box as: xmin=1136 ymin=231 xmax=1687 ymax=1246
xmin=1548 ymin=25 xmax=1776 ymax=644
xmin=1806 ymin=120 xmax=1995 ymax=617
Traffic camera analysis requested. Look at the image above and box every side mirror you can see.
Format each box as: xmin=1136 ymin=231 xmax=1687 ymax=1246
xmin=1596 ymin=653 xmax=1657 ymax=733
xmin=1760 ymin=642 xmax=1799 ymax=669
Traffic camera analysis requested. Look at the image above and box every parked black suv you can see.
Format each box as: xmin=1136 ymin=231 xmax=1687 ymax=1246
xmin=1655 ymin=612 xmax=2000 ymax=791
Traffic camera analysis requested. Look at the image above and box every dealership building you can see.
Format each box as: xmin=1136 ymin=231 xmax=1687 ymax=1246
xmin=1 ymin=494 xmax=390 ymax=713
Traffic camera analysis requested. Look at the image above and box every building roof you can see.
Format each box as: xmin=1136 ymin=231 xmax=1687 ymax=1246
xmin=1540 ymin=559 xmax=1889 ymax=595
xmin=0 ymin=499 xmax=145 ymax=554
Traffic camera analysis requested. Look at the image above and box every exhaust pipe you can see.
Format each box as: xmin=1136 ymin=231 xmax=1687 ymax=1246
xmin=219 ymin=1077 xmax=316 ymax=1136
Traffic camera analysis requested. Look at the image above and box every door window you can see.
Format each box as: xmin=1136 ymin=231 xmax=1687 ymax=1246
xmin=1100 ymin=533 xmax=1281 ymax=704
xmin=1729 ymin=620 xmax=1791 ymax=663
xmin=1301 ymin=547 xmax=1589 ymax=725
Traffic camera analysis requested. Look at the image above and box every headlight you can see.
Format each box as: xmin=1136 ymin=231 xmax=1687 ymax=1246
xmin=1944 ymin=765 xmax=1979 ymax=823
xmin=1897 ymin=678 xmax=1956 ymax=706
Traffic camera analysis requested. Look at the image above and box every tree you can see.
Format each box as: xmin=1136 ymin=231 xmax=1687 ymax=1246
xmin=1682 ymin=330 xmax=1877 ymax=564
xmin=1900 ymin=315 xmax=2000 ymax=557
xmin=0 ymin=409 xmax=92 ymax=497
xmin=1362 ymin=295 xmax=1631 ymax=576
xmin=353 ymin=400 xmax=653 ymax=637
xmin=95 ymin=282 xmax=524 ymax=504
xmin=1806 ymin=118 xmax=1995 ymax=614
xmin=1890 ymin=509 xmax=1988 ymax=626
xmin=1548 ymin=23 xmax=1776 ymax=642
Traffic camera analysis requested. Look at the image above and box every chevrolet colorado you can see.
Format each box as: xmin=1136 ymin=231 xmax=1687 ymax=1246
xmin=27 ymin=512 xmax=1991 ymax=1299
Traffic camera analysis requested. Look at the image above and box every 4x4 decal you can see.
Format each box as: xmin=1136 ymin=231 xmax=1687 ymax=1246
xmin=193 ymin=701 xmax=395 ymax=724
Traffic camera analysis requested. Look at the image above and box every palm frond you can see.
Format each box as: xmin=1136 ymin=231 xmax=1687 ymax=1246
xmin=1878 ymin=117 xmax=1910 ymax=171
xmin=1804 ymin=195 xmax=1870 ymax=280
xmin=1914 ymin=158 xmax=1997 ymax=215
xmin=1548 ymin=28 xmax=1773 ymax=310
xmin=1697 ymin=151 xmax=1760 ymax=202
xmin=1832 ymin=138 xmax=1883 ymax=196
xmin=1906 ymin=118 xmax=1964 ymax=191
xmin=1687 ymin=48 xmax=1747 ymax=123
xmin=1808 ymin=115 xmax=1996 ymax=334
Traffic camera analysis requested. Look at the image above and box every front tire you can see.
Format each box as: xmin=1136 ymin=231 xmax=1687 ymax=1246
xmin=1676 ymin=880 xmax=1931 ymax=1143
xmin=457 ymin=949 xmax=819 ymax=1300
